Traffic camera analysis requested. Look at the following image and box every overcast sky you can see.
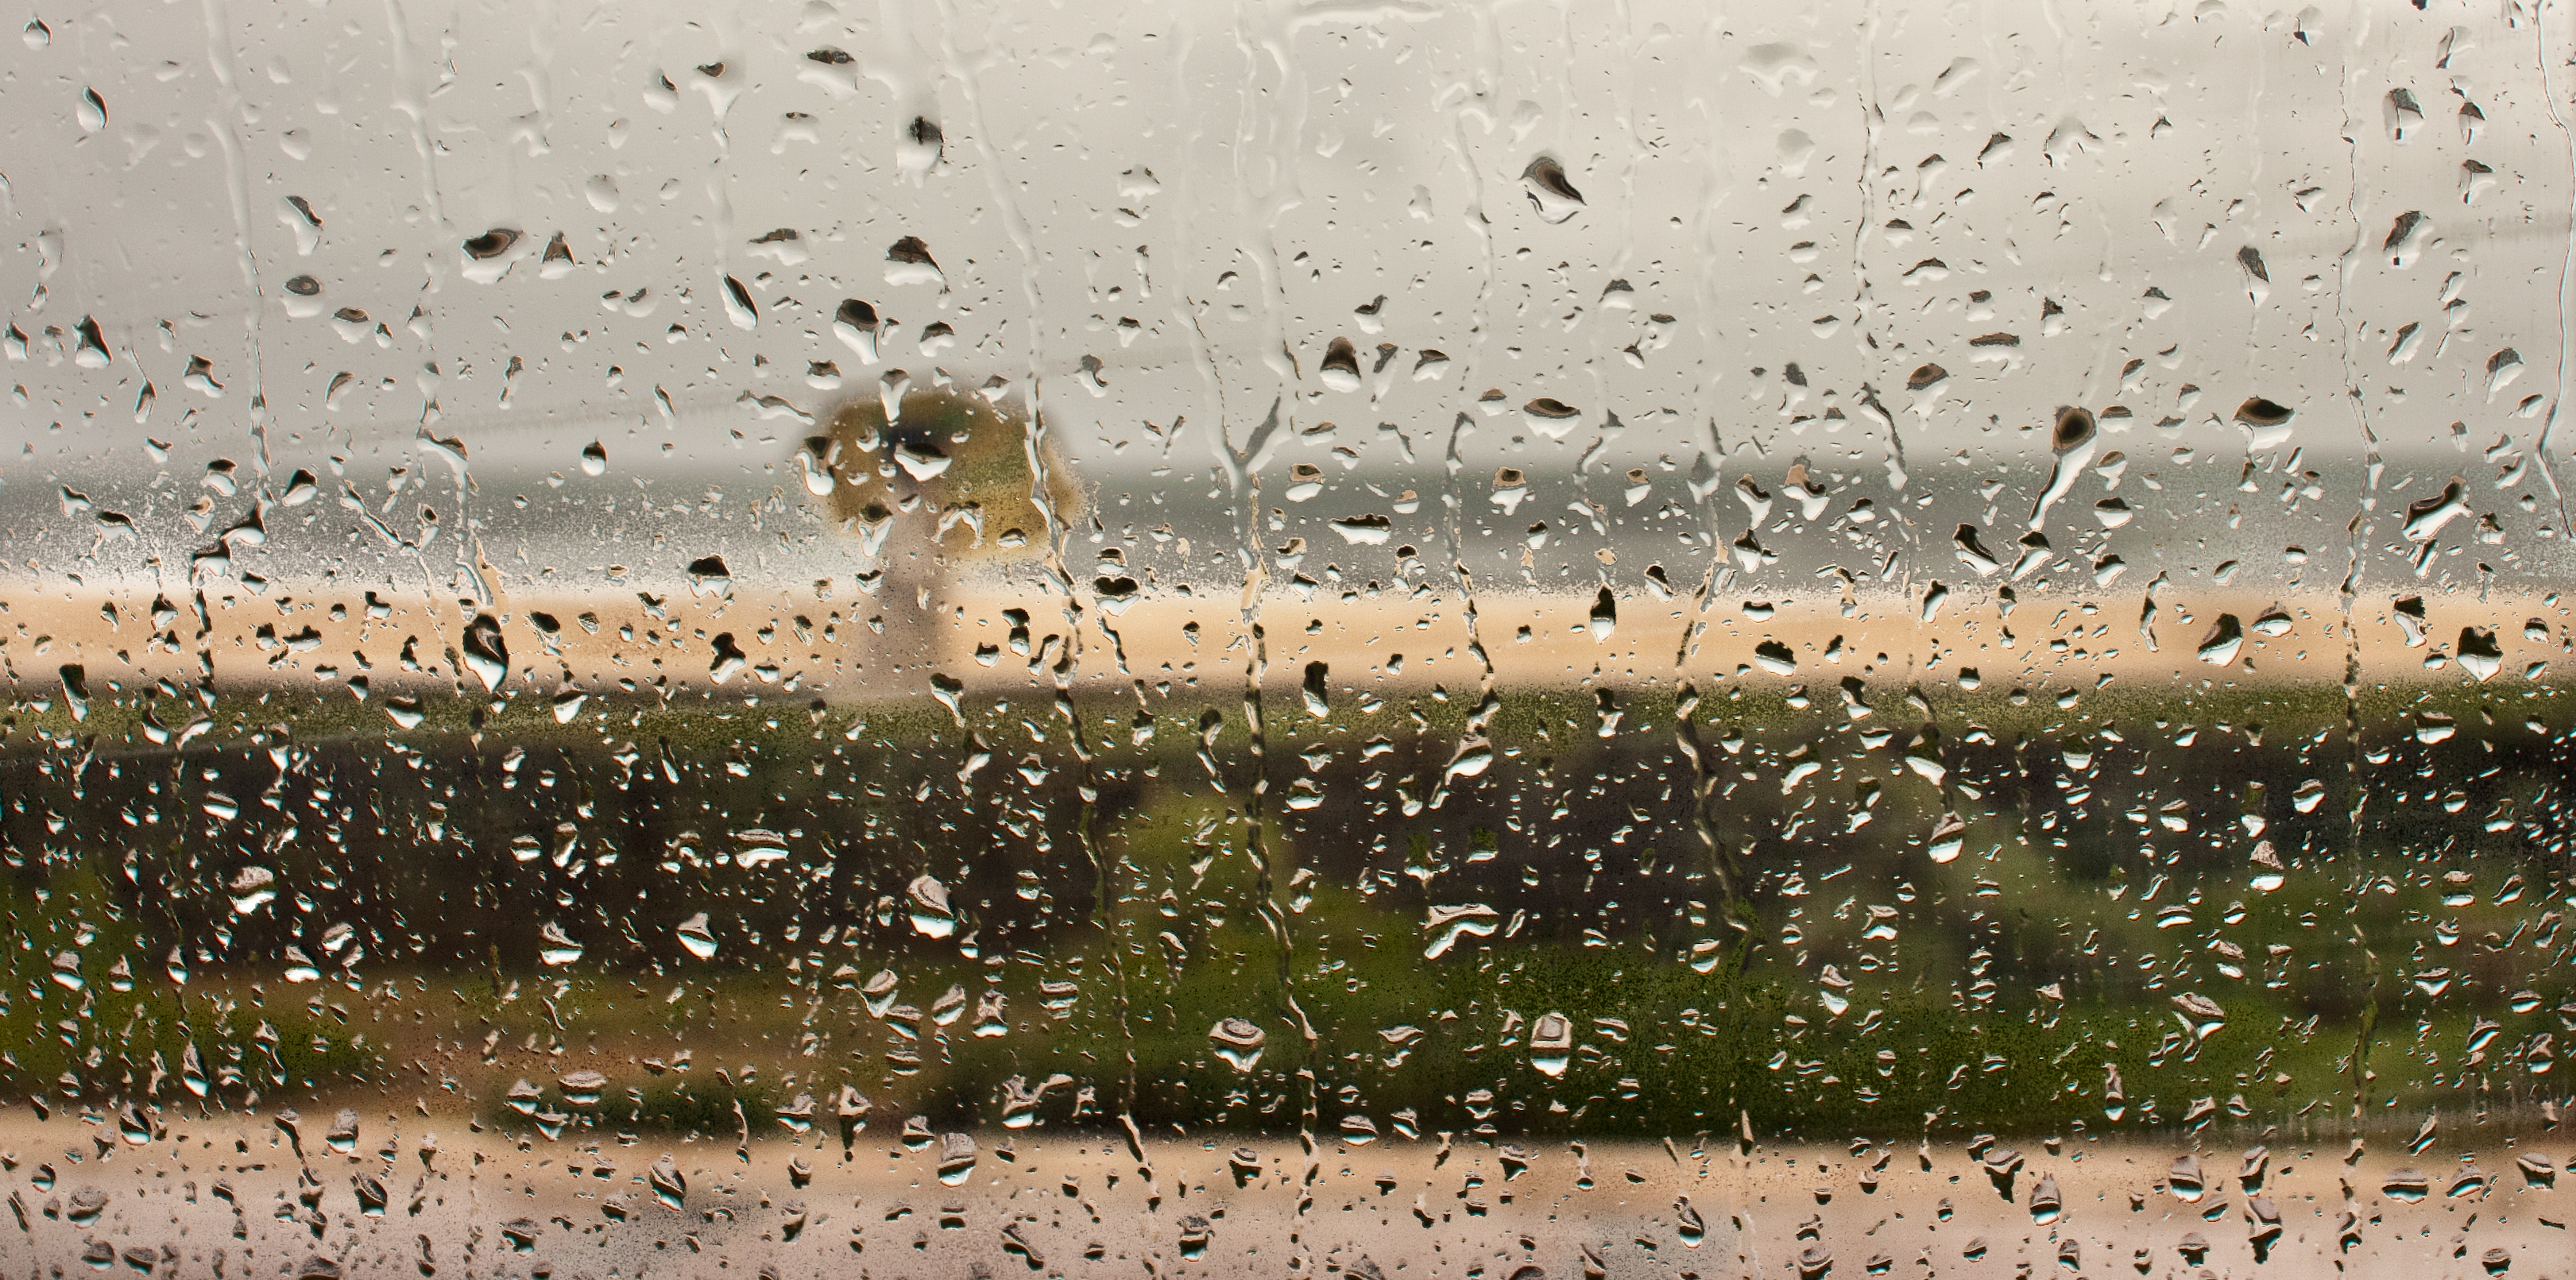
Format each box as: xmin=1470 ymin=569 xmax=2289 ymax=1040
xmin=3 ymin=0 xmax=2571 ymax=604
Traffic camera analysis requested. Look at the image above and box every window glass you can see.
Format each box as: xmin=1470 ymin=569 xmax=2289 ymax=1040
xmin=2 ymin=2 xmax=2573 ymax=1275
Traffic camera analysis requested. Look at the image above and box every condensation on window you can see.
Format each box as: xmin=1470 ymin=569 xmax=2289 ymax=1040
xmin=0 ymin=1 xmax=2571 ymax=1276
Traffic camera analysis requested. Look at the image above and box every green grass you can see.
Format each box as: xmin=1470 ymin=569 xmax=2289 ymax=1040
xmin=0 ymin=675 xmax=2567 ymax=1143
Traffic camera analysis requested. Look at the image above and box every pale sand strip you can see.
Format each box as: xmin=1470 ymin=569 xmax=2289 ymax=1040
xmin=0 ymin=1112 xmax=2556 ymax=1279
xmin=0 ymin=580 xmax=2558 ymax=710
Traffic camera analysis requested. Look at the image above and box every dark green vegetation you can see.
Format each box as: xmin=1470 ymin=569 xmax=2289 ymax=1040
xmin=0 ymin=667 xmax=2567 ymax=1149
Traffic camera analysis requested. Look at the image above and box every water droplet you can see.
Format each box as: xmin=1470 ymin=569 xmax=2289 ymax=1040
xmin=1421 ymin=903 xmax=1499 ymax=959
xmin=895 ymin=438 xmax=951 ymax=480
xmin=648 ymin=1154 xmax=687 ymax=1208
xmin=539 ymin=922 xmax=584 ymax=966
xmin=1529 ymin=1011 xmax=1573 ymax=1077
xmin=2458 ymin=625 xmax=2504 ymax=681
xmin=907 ymin=875 xmax=957 ymax=938
xmin=1521 ymin=156 xmax=1584 ymax=223
xmin=2030 ymin=406 xmax=2098 ymax=529
xmin=1320 ymin=338 xmax=1363 ymax=392
xmin=2028 ymin=1173 xmax=2061 ymax=1224
xmin=886 ymin=236 xmax=944 ymax=288
xmin=834 ymin=299 xmax=882 ymax=363
xmin=461 ymin=613 xmax=509 ymax=693
xmin=720 ymin=274 xmax=759 ymax=329
xmin=1522 ymin=396 xmax=1582 ymax=439
xmin=559 ymin=1070 xmax=607 ymax=1106
xmin=2172 ymin=991 xmax=2227 ymax=1039
xmin=898 ymin=115 xmax=944 ymax=179
xmin=228 ymin=867 xmax=277 ymax=915
xmin=1588 ymin=588 xmax=1617 ymax=640
xmin=937 ymin=1131 xmax=976 ymax=1185
xmin=675 ymin=911 xmax=718 ymax=960
xmin=1329 ymin=512 xmax=1391 ymax=544
xmin=1208 ymin=1017 xmax=1267 ymax=1071
xmin=460 ymin=228 xmax=522 ymax=282
xmin=687 ymin=555 xmax=733 ymax=598
xmin=325 ymin=1109 xmax=359 ymax=1155
xmin=2195 ymin=615 xmax=2243 ymax=666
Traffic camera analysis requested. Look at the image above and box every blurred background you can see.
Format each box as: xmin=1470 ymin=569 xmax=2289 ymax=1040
xmin=0 ymin=0 xmax=2573 ymax=1275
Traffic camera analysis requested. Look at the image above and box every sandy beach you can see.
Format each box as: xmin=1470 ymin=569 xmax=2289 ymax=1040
xmin=0 ymin=1110 xmax=2564 ymax=1279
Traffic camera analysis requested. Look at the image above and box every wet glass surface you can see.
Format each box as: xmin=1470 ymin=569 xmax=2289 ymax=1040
xmin=2 ymin=1 xmax=2574 ymax=1274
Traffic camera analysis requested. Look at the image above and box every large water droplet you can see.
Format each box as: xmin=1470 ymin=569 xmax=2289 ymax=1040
xmin=1528 ymin=1011 xmax=1573 ymax=1077
xmin=937 ymin=1131 xmax=976 ymax=1185
xmin=229 ymin=866 xmax=278 ymax=915
xmin=539 ymin=922 xmax=584 ymax=966
xmin=648 ymin=1154 xmax=687 ymax=1209
xmin=2195 ymin=614 xmax=2244 ymax=667
xmin=897 ymin=115 xmax=944 ymax=180
xmin=2458 ymin=625 xmax=2504 ymax=682
xmin=1521 ymin=156 xmax=1585 ymax=223
xmin=675 ymin=912 xmax=718 ymax=960
xmin=1522 ymin=396 xmax=1581 ymax=439
xmin=1208 ymin=1017 xmax=1267 ymax=1071
xmin=1319 ymin=338 xmax=1362 ymax=392
xmin=907 ymin=875 xmax=957 ymax=938
xmin=461 ymin=613 xmax=509 ymax=694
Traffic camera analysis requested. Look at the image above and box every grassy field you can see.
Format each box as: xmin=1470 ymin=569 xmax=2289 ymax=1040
xmin=0 ymin=669 xmax=2566 ymax=1147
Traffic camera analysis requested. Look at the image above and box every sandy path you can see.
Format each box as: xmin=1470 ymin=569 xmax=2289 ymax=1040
xmin=2 ymin=1112 xmax=2563 ymax=1279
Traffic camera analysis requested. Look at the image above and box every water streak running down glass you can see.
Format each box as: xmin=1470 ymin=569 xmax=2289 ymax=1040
xmin=1 ymin=1 xmax=2574 ymax=1276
